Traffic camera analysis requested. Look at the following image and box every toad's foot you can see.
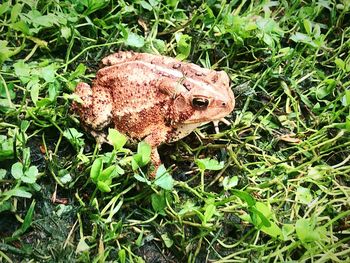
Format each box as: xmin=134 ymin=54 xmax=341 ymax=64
xmin=213 ymin=118 xmax=232 ymax=134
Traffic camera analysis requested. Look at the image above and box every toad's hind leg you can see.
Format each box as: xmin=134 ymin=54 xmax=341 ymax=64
xmin=73 ymin=83 xmax=113 ymax=136
xmin=90 ymin=86 xmax=113 ymax=131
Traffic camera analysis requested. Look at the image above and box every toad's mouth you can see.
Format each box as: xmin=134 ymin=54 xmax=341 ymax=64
xmin=183 ymin=113 xmax=232 ymax=124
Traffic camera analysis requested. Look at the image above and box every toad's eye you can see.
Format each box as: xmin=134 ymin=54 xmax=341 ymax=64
xmin=192 ymin=98 xmax=209 ymax=110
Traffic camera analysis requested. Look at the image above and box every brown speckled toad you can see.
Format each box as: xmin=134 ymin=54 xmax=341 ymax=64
xmin=72 ymin=51 xmax=235 ymax=173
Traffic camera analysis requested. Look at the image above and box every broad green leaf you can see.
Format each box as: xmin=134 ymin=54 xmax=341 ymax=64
xmin=56 ymin=204 xmax=73 ymax=217
xmin=97 ymin=180 xmax=111 ymax=192
xmin=290 ymin=32 xmax=310 ymax=42
xmin=10 ymin=3 xmax=22 ymax=23
xmin=33 ymin=15 xmax=54 ymax=27
xmin=140 ymin=0 xmax=152 ymax=10
xmin=175 ymin=33 xmax=192 ymax=60
xmin=232 ymin=190 xmax=256 ymax=207
xmin=295 ymin=186 xmax=313 ymax=204
xmin=254 ymin=202 xmax=282 ymax=239
xmin=107 ymin=129 xmax=127 ymax=150
xmin=22 ymin=176 xmax=36 ymax=184
xmin=22 ymin=148 xmax=31 ymax=167
xmin=296 ymin=218 xmax=321 ymax=243
xmin=282 ymin=224 xmax=295 ymax=240
xmin=255 ymin=202 xmax=273 ymax=219
xmin=118 ymin=249 xmax=126 ymax=263
xmin=307 ymin=165 xmax=328 ymax=180
xmin=90 ymin=158 xmax=103 ymax=182
xmin=154 ymin=165 xmax=174 ymax=190
xmin=99 ymin=165 xmax=116 ymax=181
xmin=14 ymin=60 xmax=31 ymax=83
xmin=315 ymin=79 xmax=336 ymax=99
xmin=290 ymin=32 xmax=317 ymax=47
xmin=41 ymin=64 xmax=57 ymax=83
xmin=166 ymin=0 xmax=178 ymax=7
xmin=222 ymin=176 xmax=238 ymax=190
xmin=23 ymin=166 xmax=39 ymax=184
xmin=48 ymin=82 xmax=59 ymax=101
xmin=335 ymin=58 xmax=345 ymax=70
xmin=0 ymin=2 xmax=10 ymax=16
xmin=134 ymin=174 xmax=151 ymax=185
xmin=250 ymin=206 xmax=271 ymax=227
xmin=11 ymin=20 xmax=30 ymax=35
xmin=84 ymin=0 xmax=109 ymax=15
xmin=0 ymin=98 xmax=12 ymax=111
xmin=31 ymin=182 xmax=41 ymax=192
xmin=195 ymin=158 xmax=224 ymax=171
xmin=204 ymin=204 xmax=216 ymax=223
xmin=3 ymin=188 xmax=32 ymax=198
xmin=0 ymin=77 xmax=15 ymax=99
xmin=256 ymin=17 xmax=282 ymax=35
xmin=29 ymin=81 xmax=40 ymax=105
xmin=148 ymin=0 xmax=159 ymax=7
xmin=343 ymin=90 xmax=350 ymax=107
xmin=125 ymin=32 xmax=145 ymax=48
xmin=202 ymin=5 xmax=215 ymax=25
xmin=303 ymin=19 xmax=312 ymax=35
xmin=151 ymin=38 xmax=166 ymax=53
xmin=115 ymin=164 xmax=124 ymax=175
xmin=63 ymin=128 xmax=84 ymax=139
xmin=25 ymin=9 xmax=41 ymax=21
xmin=260 ymin=219 xmax=282 ymax=239
xmin=138 ymin=141 xmax=151 ymax=164
xmin=11 ymin=162 xmax=23 ymax=179
xmin=346 ymin=116 xmax=350 ymax=132
xmin=36 ymin=98 xmax=52 ymax=107
xmin=0 ymin=135 xmax=7 ymax=142
xmin=259 ymin=116 xmax=279 ymax=129
xmin=132 ymin=141 xmax=151 ymax=169
xmin=0 ymin=135 xmax=14 ymax=161
xmin=69 ymin=63 xmax=87 ymax=80
xmin=20 ymin=120 xmax=30 ymax=132
xmin=178 ymin=201 xmax=198 ymax=215
xmin=0 ymin=201 xmax=11 ymax=213
xmin=60 ymin=173 xmax=72 ymax=184
xmin=77 ymin=152 xmax=89 ymax=163
xmin=313 ymin=23 xmax=321 ymax=38
xmin=63 ymin=128 xmax=85 ymax=149
xmin=76 ymin=237 xmax=90 ymax=253
xmin=0 ymin=169 xmax=6 ymax=179
xmin=135 ymin=230 xmax=143 ymax=247
xmin=262 ymin=34 xmax=274 ymax=47
xmin=60 ymin=26 xmax=71 ymax=39
xmin=151 ymin=191 xmax=167 ymax=215
xmin=161 ymin=233 xmax=173 ymax=248
xmin=132 ymin=155 xmax=142 ymax=170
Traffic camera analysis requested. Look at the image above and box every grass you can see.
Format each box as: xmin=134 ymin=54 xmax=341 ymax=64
xmin=0 ymin=0 xmax=350 ymax=262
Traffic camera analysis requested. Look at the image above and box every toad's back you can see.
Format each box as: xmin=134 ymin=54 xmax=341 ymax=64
xmin=94 ymin=61 xmax=172 ymax=117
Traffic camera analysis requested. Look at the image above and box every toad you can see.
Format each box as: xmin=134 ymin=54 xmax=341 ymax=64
xmin=72 ymin=51 xmax=235 ymax=173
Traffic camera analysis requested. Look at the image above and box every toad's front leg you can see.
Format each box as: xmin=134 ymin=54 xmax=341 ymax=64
xmin=143 ymin=127 xmax=172 ymax=177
